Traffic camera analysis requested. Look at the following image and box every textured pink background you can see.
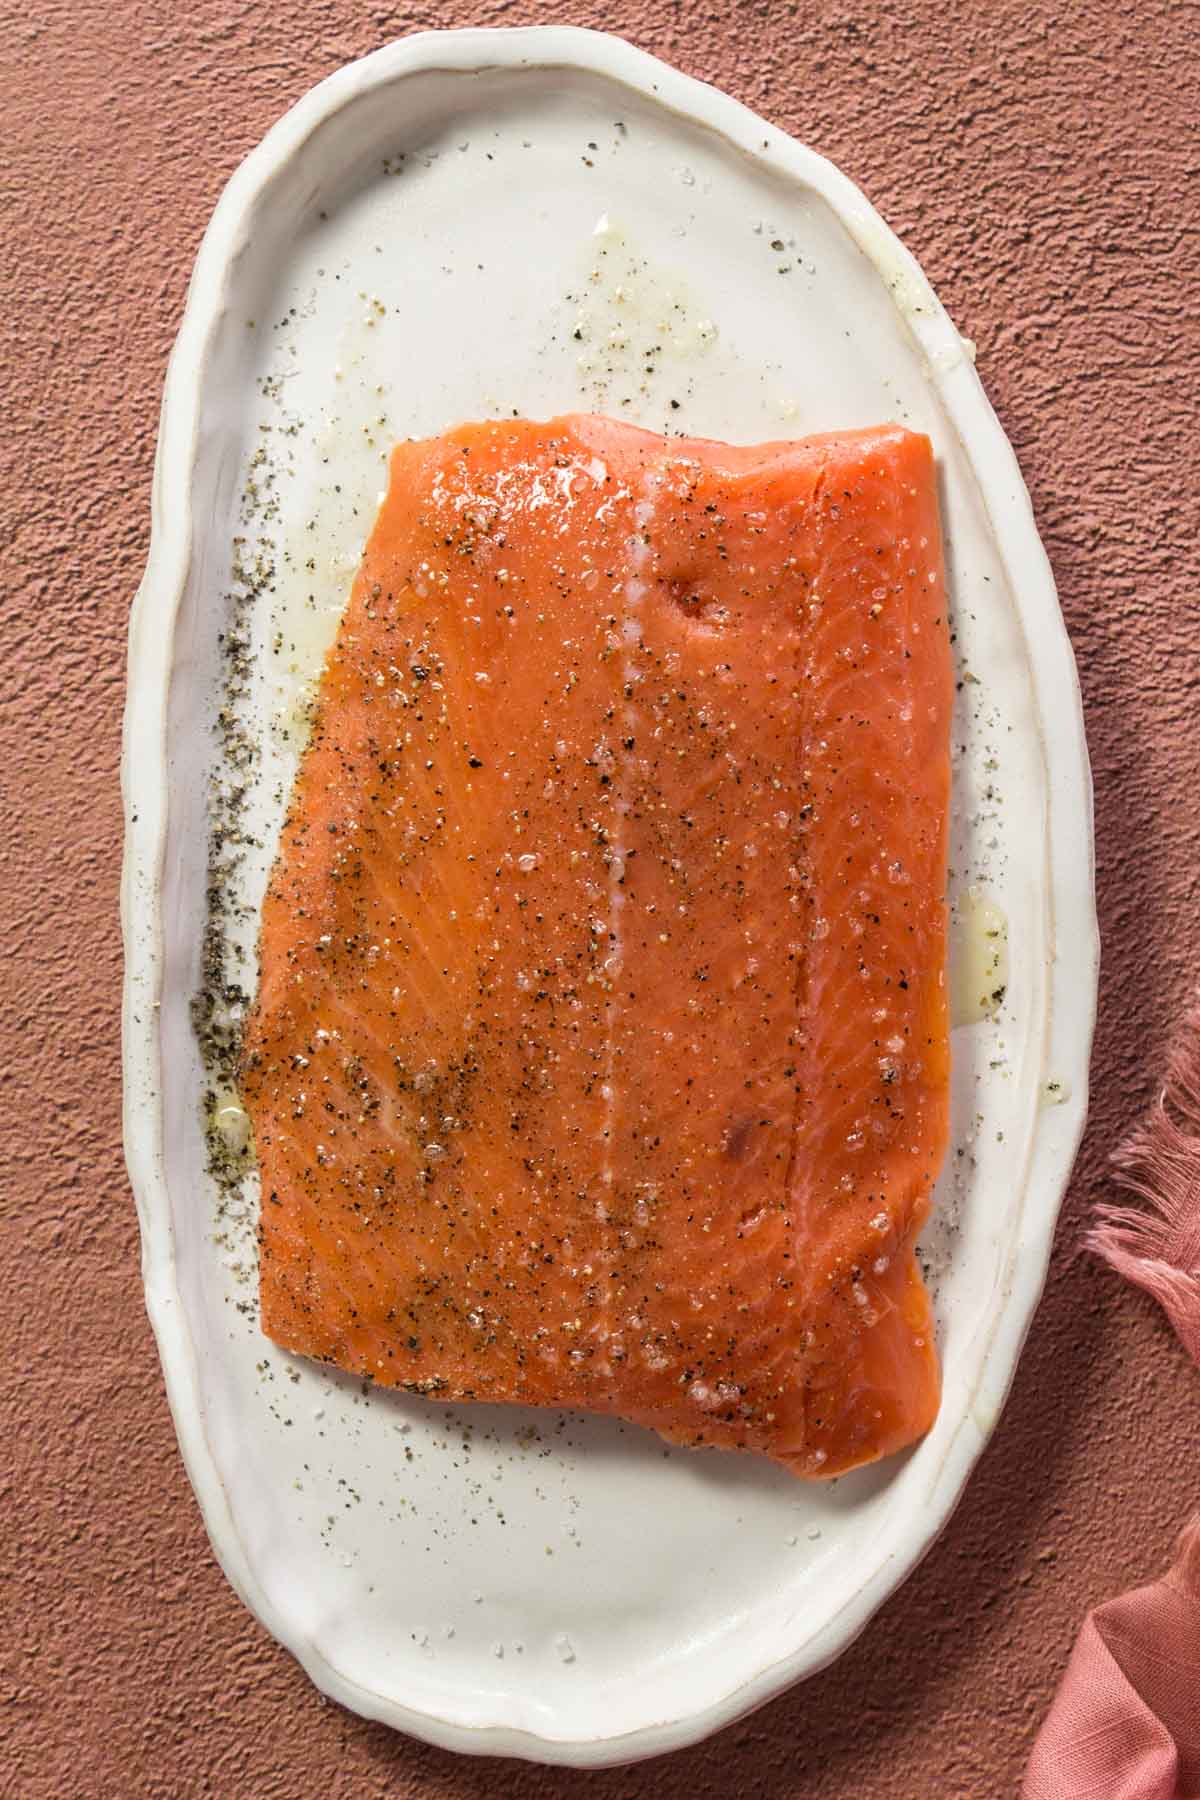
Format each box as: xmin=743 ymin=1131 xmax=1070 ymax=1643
xmin=5 ymin=1 xmax=1199 ymax=1794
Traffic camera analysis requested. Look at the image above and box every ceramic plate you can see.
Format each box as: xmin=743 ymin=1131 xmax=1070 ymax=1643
xmin=122 ymin=28 xmax=1097 ymax=1766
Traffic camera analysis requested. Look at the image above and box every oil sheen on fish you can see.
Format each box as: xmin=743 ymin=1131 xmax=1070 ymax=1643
xmin=241 ymin=414 xmax=952 ymax=1479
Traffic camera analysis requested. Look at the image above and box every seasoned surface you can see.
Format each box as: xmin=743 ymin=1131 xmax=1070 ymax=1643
xmin=243 ymin=417 xmax=950 ymax=1477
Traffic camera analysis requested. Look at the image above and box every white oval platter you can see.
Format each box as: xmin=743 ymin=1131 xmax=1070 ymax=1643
xmin=122 ymin=26 xmax=1097 ymax=1767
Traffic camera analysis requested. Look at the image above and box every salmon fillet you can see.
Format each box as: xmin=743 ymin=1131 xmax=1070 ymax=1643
xmin=241 ymin=415 xmax=952 ymax=1479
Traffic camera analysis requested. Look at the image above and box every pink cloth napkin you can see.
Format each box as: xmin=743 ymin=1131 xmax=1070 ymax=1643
xmin=1024 ymin=1003 xmax=1200 ymax=1798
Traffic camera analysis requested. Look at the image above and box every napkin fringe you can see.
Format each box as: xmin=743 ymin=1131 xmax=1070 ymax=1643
xmin=1170 ymin=1512 xmax=1200 ymax=1596
xmin=1088 ymin=999 xmax=1200 ymax=1356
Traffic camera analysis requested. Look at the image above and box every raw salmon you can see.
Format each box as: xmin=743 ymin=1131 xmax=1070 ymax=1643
xmin=241 ymin=415 xmax=952 ymax=1479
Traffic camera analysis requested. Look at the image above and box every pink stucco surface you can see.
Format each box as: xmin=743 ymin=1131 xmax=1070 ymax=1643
xmin=5 ymin=1 xmax=1199 ymax=1793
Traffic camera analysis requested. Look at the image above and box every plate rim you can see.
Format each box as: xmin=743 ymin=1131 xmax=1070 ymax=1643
xmin=122 ymin=23 xmax=1099 ymax=1766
